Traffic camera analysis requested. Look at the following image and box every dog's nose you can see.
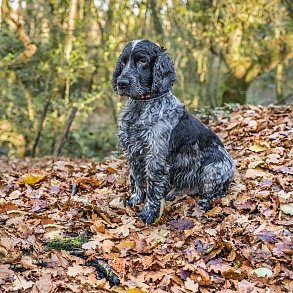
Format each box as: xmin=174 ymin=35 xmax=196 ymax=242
xmin=117 ymin=78 xmax=130 ymax=89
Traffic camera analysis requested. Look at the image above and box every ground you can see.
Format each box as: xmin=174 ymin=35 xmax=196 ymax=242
xmin=0 ymin=105 xmax=292 ymax=293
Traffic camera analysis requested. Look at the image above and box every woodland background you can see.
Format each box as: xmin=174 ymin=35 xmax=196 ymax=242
xmin=0 ymin=0 xmax=292 ymax=159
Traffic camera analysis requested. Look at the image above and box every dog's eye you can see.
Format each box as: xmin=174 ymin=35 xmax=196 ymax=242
xmin=138 ymin=58 xmax=148 ymax=65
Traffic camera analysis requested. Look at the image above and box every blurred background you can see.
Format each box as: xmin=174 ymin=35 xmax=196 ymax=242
xmin=0 ymin=0 xmax=292 ymax=159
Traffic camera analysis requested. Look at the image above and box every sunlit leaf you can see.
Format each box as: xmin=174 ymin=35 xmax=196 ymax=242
xmin=248 ymin=160 xmax=264 ymax=169
xmin=252 ymin=268 xmax=273 ymax=278
xmin=127 ymin=289 xmax=147 ymax=293
xmin=22 ymin=172 xmax=45 ymax=185
xmin=280 ymin=203 xmax=293 ymax=215
xmin=249 ymin=144 xmax=267 ymax=152
xmin=116 ymin=240 xmax=135 ymax=250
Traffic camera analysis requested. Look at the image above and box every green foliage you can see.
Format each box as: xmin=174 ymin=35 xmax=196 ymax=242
xmin=0 ymin=0 xmax=292 ymax=158
xmin=62 ymin=126 xmax=118 ymax=160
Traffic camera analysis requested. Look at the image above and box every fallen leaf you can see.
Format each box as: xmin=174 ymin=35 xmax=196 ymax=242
xmin=280 ymin=203 xmax=293 ymax=215
xmin=116 ymin=239 xmax=135 ymax=251
xmin=8 ymin=190 xmax=22 ymax=199
xmin=109 ymin=197 xmax=125 ymax=209
xmin=33 ymin=273 xmax=53 ymax=293
xmin=109 ymin=215 xmax=136 ymax=237
xmin=192 ymin=267 xmax=211 ymax=285
xmin=21 ymin=172 xmax=45 ymax=185
xmin=249 ymin=144 xmax=267 ymax=152
xmin=127 ymin=288 xmax=147 ymax=293
xmin=252 ymin=267 xmax=273 ymax=278
xmin=12 ymin=275 xmax=34 ymax=290
xmin=106 ymin=166 xmax=117 ymax=174
xmin=145 ymin=269 xmax=174 ymax=282
xmin=222 ymin=268 xmax=247 ymax=280
xmin=184 ymin=277 xmax=199 ymax=292
xmin=102 ymin=239 xmax=115 ymax=253
xmin=67 ymin=265 xmax=84 ymax=277
xmin=245 ymin=168 xmax=271 ymax=179
xmin=248 ymin=160 xmax=264 ymax=169
xmin=0 ymin=265 xmax=14 ymax=284
xmin=82 ymin=233 xmax=108 ymax=250
xmin=145 ymin=228 xmax=170 ymax=245
xmin=257 ymin=231 xmax=278 ymax=243
xmin=170 ymin=219 xmax=194 ymax=230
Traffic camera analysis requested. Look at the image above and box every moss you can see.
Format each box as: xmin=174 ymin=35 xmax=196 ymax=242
xmin=46 ymin=236 xmax=87 ymax=251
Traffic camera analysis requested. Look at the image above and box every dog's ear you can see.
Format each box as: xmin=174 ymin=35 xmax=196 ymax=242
xmin=151 ymin=53 xmax=176 ymax=95
xmin=112 ymin=54 xmax=124 ymax=93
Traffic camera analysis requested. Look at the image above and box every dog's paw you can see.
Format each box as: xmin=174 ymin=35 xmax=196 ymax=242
xmin=128 ymin=192 xmax=144 ymax=207
xmin=139 ymin=204 xmax=160 ymax=224
xmin=198 ymin=199 xmax=212 ymax=211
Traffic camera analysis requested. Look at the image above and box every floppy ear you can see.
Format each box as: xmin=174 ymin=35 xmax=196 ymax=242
xmin=151 ymin=53 xmax=176 ymax=95
xmin=112 ymin=55 xmax=124 ymax=93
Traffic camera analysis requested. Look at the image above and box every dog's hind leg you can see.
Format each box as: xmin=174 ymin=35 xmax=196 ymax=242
xmin=197 ymin=159 xmax=234 ymax=211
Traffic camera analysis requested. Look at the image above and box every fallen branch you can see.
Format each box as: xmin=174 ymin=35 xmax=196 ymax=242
xmin=45 ymin=236 xmax=120 ymax=286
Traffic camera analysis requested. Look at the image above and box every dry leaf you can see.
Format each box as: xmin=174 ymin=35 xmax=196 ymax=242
xmin=184 ymin=278 xmax=199 ymax=292
xmin=12 ymin=275 xmax=34 ymax=290
xmin=67 ymin=265 xmax=84 ymax=277
xmin=249 ymin=144 xmax=267 ymax=152
xmin=280 ymin=203 xmax=293 ymax=215
xmin=127 ymin=289 xmax=147 ymax=293
xmin=252 ymin=267 xmax=273 ymax=278
xmin=21 ymin=172 xmax=45 ymax=185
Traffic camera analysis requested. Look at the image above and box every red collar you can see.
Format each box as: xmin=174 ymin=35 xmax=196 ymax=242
xmin=130 ymin=91 xmax=170 ymax=102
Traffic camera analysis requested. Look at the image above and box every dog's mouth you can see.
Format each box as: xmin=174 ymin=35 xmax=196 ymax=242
xmin=117 ymin=85 xmax=152 ymax=100
xmin=117 ymin=87 xmax=130 ymax=97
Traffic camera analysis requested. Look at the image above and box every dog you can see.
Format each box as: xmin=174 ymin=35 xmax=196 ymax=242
xmin=112 ymin=40 xmax=235 ymax=224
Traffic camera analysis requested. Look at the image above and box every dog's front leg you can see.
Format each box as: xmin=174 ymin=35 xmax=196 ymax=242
xmin=128 ymin=156 xmax=146 ymax=207
xmin=139 ymin=157 xmax=169 ymax=224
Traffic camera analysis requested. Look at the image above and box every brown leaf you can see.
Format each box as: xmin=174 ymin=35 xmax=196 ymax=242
xmin=12 ymin=275 xmax=34 ymax=290
xmin=170 ymin=219 xmax=194 ymax=230
xmin=191 ymin=267 xmax=211 ymax=285
xmin=32 ymin=274 xmax=53 ymax=293
xmin=222 ymin=268 xmax=247 ymax=280
xmin=184 ymin=277 xmax=199 ymax=292
xmin=67 ymin=264 xmax=84 ymax=277
xmin=0 ymin=265 xmax=14 ymax=285
xmin=145 ymin=269 xmax=174 ymax=282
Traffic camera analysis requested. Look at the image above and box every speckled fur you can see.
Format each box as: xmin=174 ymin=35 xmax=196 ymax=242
xmin=113 ymin=40 xmax=235 ymax=224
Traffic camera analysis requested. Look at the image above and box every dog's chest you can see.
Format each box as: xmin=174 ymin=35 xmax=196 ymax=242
xmin=118 ymin=102 xmax=175 ymax=154
xmin=118 ymin=106 xmax=156 ymax=150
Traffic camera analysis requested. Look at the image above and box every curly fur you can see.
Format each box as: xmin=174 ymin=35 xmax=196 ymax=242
xmin=112 ymin=40 xmax=235 ymax=224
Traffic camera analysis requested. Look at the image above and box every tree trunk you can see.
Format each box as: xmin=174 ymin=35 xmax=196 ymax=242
xmin=53 ymin=107 xmax=78 ymax=156
xmin=53 ymin=0 xmax=78 ymax=156
xmin=148 ymin=0 xmax=164 ymax=40
xmin=222 ymin=75 xmax=250 ymax=105
xmin=32 ymin=75 xmax=52 ymax=157
xmin=276 ymin=63 xmax=284 ymax=103
xmin=64 ymin=0 xmax=77 ymax=103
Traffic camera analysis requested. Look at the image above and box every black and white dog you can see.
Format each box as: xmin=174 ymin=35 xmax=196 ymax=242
xmin=112 ymin=40 xmax=235 ymax=224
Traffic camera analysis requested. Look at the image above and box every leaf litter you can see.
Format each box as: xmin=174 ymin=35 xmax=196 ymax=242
xmin=0 ymin=105 xmax=292 ymax=292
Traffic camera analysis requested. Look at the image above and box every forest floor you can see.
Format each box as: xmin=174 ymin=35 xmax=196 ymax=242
xmin=0 ymin=105 xmax=292 ymax=293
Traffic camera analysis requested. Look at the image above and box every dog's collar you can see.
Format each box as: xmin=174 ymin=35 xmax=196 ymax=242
xmin=129 ymin=91 xmax=171 ymax=102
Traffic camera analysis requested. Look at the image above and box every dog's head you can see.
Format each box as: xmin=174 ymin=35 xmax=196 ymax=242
xmin=112 ymin=40 xmax=176 ymax=100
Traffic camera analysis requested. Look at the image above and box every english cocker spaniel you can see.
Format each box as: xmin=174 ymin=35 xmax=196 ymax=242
xmin=112 ymin=40 xmax=235 ymax=224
